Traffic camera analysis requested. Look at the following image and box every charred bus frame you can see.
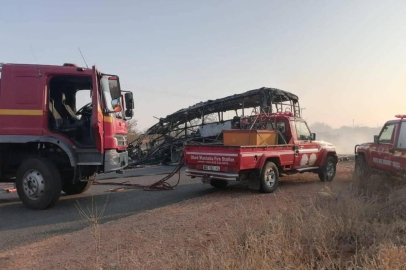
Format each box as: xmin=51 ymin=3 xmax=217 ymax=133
xmin=130 ymin=87 xmax=300 ymax=165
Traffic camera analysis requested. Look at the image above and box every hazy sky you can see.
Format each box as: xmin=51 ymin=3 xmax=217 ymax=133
xmin=1 ymin=0 xmax=405 ymax=130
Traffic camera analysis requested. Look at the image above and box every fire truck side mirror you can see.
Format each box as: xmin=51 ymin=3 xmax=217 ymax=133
xmin=374 ymin=135 xmax=379 ymax=143
xmin=124 ymin=92 xmax=134 ymax=109
xmin=125 ymin=110 xmax=134 ymax=119
xmin=124 ymin=92 xmax=134 ymax=119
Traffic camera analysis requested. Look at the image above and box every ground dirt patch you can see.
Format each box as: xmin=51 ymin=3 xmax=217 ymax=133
xmin=2 ymin=162 xmax=406 ymax=270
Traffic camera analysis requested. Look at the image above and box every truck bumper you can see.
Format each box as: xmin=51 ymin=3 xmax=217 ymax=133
xmin=185 ymin=169 xmax=239 ymax=181
xmin=104 ymin=150 xmax=129 ymax=173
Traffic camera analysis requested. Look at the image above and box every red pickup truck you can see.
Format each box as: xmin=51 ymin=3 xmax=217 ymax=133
xmin=185 ymin=113 xmax=338 ymax=193
xmin=355 ymin=115 xmax=406 ymax=178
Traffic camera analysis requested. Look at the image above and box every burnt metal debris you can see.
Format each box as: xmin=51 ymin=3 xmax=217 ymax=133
xmin=129 ymin=87 xmax=301 ymax=165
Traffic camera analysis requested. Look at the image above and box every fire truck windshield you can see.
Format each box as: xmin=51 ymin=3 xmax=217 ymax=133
xmin=100 ymin=75 xmax=120 ymax=112
xmin=100 ymin=75 xmax=116 ymax=112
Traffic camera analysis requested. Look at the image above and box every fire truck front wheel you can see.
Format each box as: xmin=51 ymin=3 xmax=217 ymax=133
xmin=16 ymin=158 xmax=62 ymax=210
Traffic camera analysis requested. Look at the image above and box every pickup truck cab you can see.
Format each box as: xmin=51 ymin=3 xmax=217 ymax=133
xmin=355 ymin=115 xmax=406 ymax=178
xmin=185 ymin=112 xmax=338 ymax=192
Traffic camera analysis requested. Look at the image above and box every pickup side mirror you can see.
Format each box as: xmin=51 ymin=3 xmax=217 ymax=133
xmin=310 ymin=133 xmax=316 ymax=141
xmin=374 ymin=135 xmax=379 ymax=143
xmin=124 ymin=92 xmax=134 ymax=119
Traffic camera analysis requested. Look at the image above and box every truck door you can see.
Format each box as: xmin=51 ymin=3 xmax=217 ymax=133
xmin=370 ymin=122 xmax=397 ymax=172
xmin=92 ymin=66 xmax=104 ymax=153
xmin=391 ymin=121 xmax=406 ymax=176
xmin=293 ymin=120 xmax=320 ymax=168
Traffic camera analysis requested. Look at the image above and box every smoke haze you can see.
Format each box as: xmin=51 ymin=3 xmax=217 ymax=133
xmin=310 ymin=122 xmax=381 ymax=155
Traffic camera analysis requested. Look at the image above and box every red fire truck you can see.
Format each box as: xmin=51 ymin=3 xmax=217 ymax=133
xmin=355 ymin=115 xmax=406 ymax=178
xmin=185 ymin=112 xmax=338 ymax=193
xmin=0 ymin=63 xmax=133 ymax=209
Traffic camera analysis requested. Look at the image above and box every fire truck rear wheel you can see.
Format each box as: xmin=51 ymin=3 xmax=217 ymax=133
xmin=16 ymin=158 xmax=62 ymax=210
xmin=318 ymin=156 xmax=336 ymax=182
xmin=260 ymin=161 xmax=279 ymax=193
xmin=62 ymin=178 xmax=93 ymax=195
xmin=210 ymin=179 xmax=228 ymax=189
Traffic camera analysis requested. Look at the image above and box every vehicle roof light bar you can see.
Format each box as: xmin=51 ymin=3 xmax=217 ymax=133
xmin=395 ymin=115 xmax=406 ymax=119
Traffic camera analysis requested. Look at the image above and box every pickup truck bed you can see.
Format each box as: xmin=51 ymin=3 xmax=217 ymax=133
xmin=185 ymin=144 xmax=296 ymax=181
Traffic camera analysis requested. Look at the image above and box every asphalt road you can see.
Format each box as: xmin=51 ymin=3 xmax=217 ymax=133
xmin=0 ymin=166 xmax=216 ymax=252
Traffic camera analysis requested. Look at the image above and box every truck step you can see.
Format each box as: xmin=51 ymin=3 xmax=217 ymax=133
xmin=296 ymin=166 xmax=319 ymax=172
xmin=76 ymin=149 xmax=103 ymax=165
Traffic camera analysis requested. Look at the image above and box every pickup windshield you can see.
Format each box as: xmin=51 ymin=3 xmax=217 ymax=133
xmin=296 ymin=121 xmax=311 ymax=140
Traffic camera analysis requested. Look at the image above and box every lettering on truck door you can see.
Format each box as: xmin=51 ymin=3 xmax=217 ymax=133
xmin=392 ymin=121 xmax=406 ymax=176
xmin=294 ymin=120 xmax=319 ymax=168
xmin=370 ymin=122 xmax=397 ymax=173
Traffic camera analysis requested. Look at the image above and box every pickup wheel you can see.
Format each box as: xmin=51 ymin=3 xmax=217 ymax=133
xmin=260 ymin=161 xmax=279 ymax=193
xmin=354 ymin=155 xmax=370 ymax=179
xmin=62 ymin=179 xmax=93 ymax=195
xmin=210 ymin=179 xmax=228 ymax=189
xmin=16 ymin=158 xmax=62 ymax=210
xmin=318 ymin=156 xmax=336 ymax=182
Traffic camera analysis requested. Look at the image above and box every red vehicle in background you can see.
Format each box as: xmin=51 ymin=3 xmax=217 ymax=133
xmin=355 ymin=115 xmax=406 ymax=178
xmin=185 ymin=112 xmax=338 ymax=193
xmin=0 ymin=63 xmax=134 ymax=209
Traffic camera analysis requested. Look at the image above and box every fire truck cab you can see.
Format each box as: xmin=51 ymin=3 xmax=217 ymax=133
xmin=0 ymin=63 xmax=134 ymax=209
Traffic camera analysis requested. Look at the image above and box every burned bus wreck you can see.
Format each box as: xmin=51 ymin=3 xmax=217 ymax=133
xmin=129 ymin=87 xmax=301 ymax=165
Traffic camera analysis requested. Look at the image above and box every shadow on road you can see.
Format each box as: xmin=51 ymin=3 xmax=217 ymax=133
xmin=0 ymin=169 xmax=350 ymax=252
xmin=0 ymin=182 xmax=215 ymax=251
xmin=0 ymin=184 xmax=214 ymax=231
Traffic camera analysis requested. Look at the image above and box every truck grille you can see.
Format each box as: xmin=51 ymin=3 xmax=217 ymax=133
xmin=115 ymin=135 xmax=128 ymax=146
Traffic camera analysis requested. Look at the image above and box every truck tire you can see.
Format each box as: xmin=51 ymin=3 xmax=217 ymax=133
xmin=354 ymin=155 xmax=370 ymax=178
xmin=210 ymin=179 xmax=228 ymax=189
xmin=62 ymin=180 xmax=93 ymax=195
xmin=318 ymin=156 xmax=336 ymax=182
xmin=16 ymin=158 xmax=62 ymax=210
xmin=260 ymin=161 xmax=279 ymax=193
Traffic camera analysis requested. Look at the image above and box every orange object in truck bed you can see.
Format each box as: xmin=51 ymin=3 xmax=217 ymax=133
xmin=223 ymin=129 xmax=277 ymax=146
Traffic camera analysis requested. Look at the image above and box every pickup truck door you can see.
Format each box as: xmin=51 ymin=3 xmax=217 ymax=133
xmin=370 ymin=123 xmax=397 ymax=172
xmin=391 ymin=121 xmax=406 ymax=176
xmin=293 ymin=121 xmax=320 ymax=169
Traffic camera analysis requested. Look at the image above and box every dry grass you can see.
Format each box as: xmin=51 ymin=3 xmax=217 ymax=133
xmin=75 ymin=195 xmax=109 ymax=269
xmin=157 ymin=175 xmax=406 ymax=270
xmin=2 ymin=165 xmax=406 ymax=270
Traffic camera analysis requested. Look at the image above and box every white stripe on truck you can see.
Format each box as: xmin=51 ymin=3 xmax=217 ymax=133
xmin=241 ymin=151 xmax=295 ymax=157
xmin=185 ymin=152 xmax=239 ymax=157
